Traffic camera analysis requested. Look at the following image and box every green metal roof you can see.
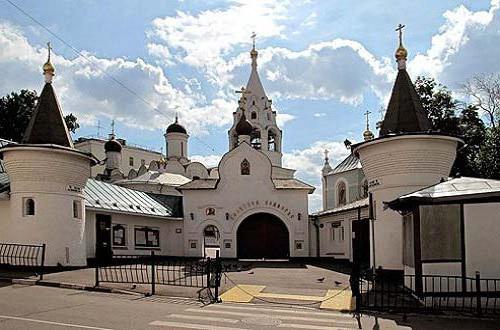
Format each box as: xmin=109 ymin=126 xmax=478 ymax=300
xmin=85 ymin=179 xmax=180 ymax=218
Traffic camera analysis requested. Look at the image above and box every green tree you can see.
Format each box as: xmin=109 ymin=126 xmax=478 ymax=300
xmin=478 ymin=126 xmax=500 ymax=180
xmin=0 ymin=89 xmax=79 ymax=142
xmin=414 ymin=77 xmax=486 ymax=177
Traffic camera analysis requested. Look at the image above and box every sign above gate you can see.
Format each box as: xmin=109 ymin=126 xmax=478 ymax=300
xmin=229 ymin=199 xmax=295 ymax=220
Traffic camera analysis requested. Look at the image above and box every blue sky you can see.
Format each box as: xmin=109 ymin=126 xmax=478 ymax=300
xmin=1 ymin=0 xmax=499 ymax=210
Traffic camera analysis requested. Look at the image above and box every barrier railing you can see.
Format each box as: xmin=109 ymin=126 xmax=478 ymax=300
xmin=0 ymin=242 xmax=46 ymax=280
xmin=95 ymin=251 xmax=222 ymax=302
xmin=356 ymin=271 xmax=500 ymax=315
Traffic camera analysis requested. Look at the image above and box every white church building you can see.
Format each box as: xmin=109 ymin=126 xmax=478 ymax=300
xmin=0 ymin=42 xmax=313 ymax=266
xmin=1 ymin=29 xmax=500 ymax=289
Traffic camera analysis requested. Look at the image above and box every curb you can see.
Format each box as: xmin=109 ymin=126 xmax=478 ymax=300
xmin=0 ymin=277 xmax=137 ymax=295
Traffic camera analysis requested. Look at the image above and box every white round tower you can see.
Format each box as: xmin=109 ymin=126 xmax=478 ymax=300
xmin=0 ymin=45 xmax=96 ymax=266
xmin=352 ymin=26 xmax=462 ymax=272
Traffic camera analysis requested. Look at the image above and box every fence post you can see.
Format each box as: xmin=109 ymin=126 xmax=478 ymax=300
xmin=95 ymin=260 xmax=100 ymax=287
xmin=214 ymin=250 xmax=221 ymax=303
xmin=206 ymin=257 xmax=211 ymax=289
xmin=39 ymin=243 xmax=46 ymax=281
xmin=476 ymin=271 xmax=482 ymax=317
xmin=151 ymin=251 xmax=156 ymax=296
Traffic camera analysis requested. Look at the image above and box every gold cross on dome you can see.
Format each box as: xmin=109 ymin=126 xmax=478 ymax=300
xmin=364 ymin=110 xmax=371 ymax=130
xmin=396 ymin=24 xmax=405 ymax=46
xmin=324 ymin=149 xmax=329 ymax=160
xmin=47 ymin=41 xmax=52 ymax=61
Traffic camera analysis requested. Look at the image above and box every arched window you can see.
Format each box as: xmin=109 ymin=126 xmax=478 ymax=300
xmin=251 ymin=111 xmax=257 ymax=119
xmin=268 ymin=131 xmax=276 ymax=151
xmin=73 ymin=200 xmax=81 ymax=219
xmin=24 ymin=198 xmax=35 ymax=216
xmin=361 ymin=179 xmax=369 ymax=198
xmin=250 ymin=129 xmax=261 ymax=150
xmin=241 ymin=159 xmax=250 ymax=175
xmin=337 ymin=181 xmax=347 ymax=206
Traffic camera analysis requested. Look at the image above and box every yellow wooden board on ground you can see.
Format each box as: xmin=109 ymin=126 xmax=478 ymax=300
xmin=220 ymin=285 xmax=354 ymax=311
xmin=219 ymin=285 xmax=265 ymax=303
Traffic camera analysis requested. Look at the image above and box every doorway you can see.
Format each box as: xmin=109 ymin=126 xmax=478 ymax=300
xmin=237 ymin=213 xmax=289 ymax=259
xmin=95 ymin=214 xmax=112 ymax=263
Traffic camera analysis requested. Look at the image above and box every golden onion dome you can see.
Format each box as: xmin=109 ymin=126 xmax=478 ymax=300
xmin=43 ymin=61 xmax=55 ymax=75
xmin=395 ymin=45 xmax=408 ymax=61
xmin=363 ymin=129 xmax=374 ymax=141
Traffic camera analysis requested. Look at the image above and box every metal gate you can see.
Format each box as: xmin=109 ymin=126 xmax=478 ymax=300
xmin=95 ymin=251 xmax=222 ymax=302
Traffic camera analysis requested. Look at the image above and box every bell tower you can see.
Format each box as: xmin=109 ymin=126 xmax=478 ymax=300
xmin=228 ymin=34 xmax=283 ymax=166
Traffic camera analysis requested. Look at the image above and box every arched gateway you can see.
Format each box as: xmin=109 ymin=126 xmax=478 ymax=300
xmin=237 ymin=213 xmax=290 ymax=259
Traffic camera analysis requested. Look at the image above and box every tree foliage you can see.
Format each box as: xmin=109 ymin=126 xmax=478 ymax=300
xmin=414 ymin=77 xmax=488 ymax=177
xmin=0 ymin=89 xmax=79 ymax=143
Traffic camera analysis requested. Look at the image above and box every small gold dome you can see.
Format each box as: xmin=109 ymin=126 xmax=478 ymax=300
xmin=250 ymin=48 xmax=258 ymax=58
xmin=43 ymin=61 xmax=55 ymax=75
xmin=395 ymin=45 xmax=408 ymax=61
xmin=363 ymin=129 xmax=374 ymax=141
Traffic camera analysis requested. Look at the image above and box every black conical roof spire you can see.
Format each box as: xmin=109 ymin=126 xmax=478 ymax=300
xmin=379 ymin=69 xmax=431 ymax=136
xmin=379 ymin=24 xmax=431 ymax=136
xmin=22 ymin=83 xmax=74 ymax=147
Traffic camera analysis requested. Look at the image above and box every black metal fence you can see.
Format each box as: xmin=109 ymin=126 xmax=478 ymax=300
xmin=0 ymin=242 xmax=46 ymax=280
xmin=95 ymin=251 xmax=222 ymax=302
xmin=357 ymin=271 xmax=500 ymax=315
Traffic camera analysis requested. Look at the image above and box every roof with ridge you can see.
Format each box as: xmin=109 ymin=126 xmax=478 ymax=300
xmin=379 ymin=69 xmax=431 ymax=136
xmin=23 ymin=83 xmax=74 ymax=147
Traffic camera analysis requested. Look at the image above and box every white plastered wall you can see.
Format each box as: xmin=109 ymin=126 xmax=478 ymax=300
xmin=85 ymin=210 xmax=184 ymax=258
xmin=182 ymin=143 xmax=310 ymax=258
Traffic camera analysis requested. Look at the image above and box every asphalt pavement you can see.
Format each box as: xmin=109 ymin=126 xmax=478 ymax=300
xmin=0 ymin=283 xmax=500 ymax=329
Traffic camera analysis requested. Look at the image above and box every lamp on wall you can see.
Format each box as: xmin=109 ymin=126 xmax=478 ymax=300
xmin=298 ymin=213 xmax=302 ymax=221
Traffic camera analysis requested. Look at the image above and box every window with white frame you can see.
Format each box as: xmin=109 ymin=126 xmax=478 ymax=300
xmin=134 ymin=227 xmax=159 ymax=248
xmin=113 ymin=224 xmax=126 ymax=247
xmin=23 ymin=198 xmax=35 ymax=216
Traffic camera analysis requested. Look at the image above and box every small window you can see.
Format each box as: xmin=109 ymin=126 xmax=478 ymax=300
xmin=129 ymin=157 xmax=134 ymax=166
xmin=141 ymin=159 xmax=145 ymax=166
xmin=268 ymin=131 xmax=276 ymax=151
xmin=241 ymin=159 xmax=250 ymax=175
xmin=337 ymin=181 xmax=346 ymax=206
xmin=295 ymin=240 xmax=304 ymax=250
xmin=332 ymin=229 xmax=335 ymax=241
xmin=113 ymin=224 xmax=126 ymax=246
xmin=189 ymin=240 xmax=197 ymax=249
xmin=181 ymin=142 xmax=184 ymax=157
xmin=251 ymin=111 xmax=257 ymax=119
xmin=341 ymin=227 xmax=345 ymax=241
xmin=73 ymin=200 xmax=81 ymax=219
xmin=134 ymin=227 xmax=159 ymax=248
xmin=23 ymin=198 xmax=35 ymax=216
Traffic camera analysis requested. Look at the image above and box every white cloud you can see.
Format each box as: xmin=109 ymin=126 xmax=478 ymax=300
xmin=410 ymin=0 xmax=500 ymax=85
xmin=282 ymin=140 xmax=351 ymax=212
xmin=313 ymin=112 xmax=326 ymax=117
xmin=276 ymin=113 xmax=295 ymax=126
xmin=0 ymin=22 xmax=234 ymax=136
xmin=300 ymin=12 xmax=317 ymax=28
xmin=148 ymin=0 xmax=288 ymax=70
xmin=190 ymin=154 xmax=222 ymax=168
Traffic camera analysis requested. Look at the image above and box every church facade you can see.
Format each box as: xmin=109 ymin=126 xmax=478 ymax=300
xmin=0 ymin=42 xmax=314 ymax=265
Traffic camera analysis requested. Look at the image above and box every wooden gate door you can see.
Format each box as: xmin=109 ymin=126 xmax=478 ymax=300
xmin=352 ymin=218 xmax=370 ymax=269
xmin=237 ymin=213 xmax=289 ymax=259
